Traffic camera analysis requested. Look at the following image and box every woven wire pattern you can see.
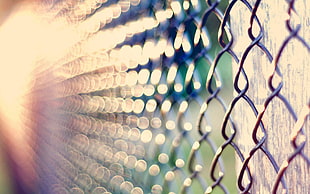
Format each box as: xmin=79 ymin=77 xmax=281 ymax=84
xmin=11 ymin=0 xmax=309 ymax=193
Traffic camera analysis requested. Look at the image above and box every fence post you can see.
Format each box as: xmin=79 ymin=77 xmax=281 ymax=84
xmin=230 ymin=0 xmax=309 ymax=193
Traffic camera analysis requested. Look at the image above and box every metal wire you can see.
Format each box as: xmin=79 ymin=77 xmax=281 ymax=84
xmin=6 ymin=0 xmax=308 ymax=193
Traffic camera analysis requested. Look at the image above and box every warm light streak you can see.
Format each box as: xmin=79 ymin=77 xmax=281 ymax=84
xmin=119 ymin=0 xmax=130 ymax=12
xmin=149 ymin=164 xmax=160 ymax=176
xmin=162 ymin=100 xmax=172 ymax=112
xmin=185 ymin=62 xmax=195 ymax=83
xmin=167 ymin=64 xmax=178 ymax=84
xmin=201 ymin=28 xmax=210 ymax=47
xmin=135 ymin=160 xmax=147 ymax=172
xmin=137 ymin=117 xmax=149 ymax=129
xmin=166 ymin=120 xmax=176 ymax=130
xmin=157 ymin=84 xmax=168 ymax=94
xmin=183 ymin=1 xmax=190 ymax=10
xmin=155 ymin=134 xmax=166 ymax=145
xmin=191 ymin=0 xmax=200 ymax=11
xmin=144 ymin=85 xmax=155 ymax=96
xmin=171 ymin=1 xmax=182 ymax=16
xmin=146 ymin=99 xmax=157 ymax=112
xmin=175 ymin=159 xmax=185 ymax=168
xmin=182 ymin=34 xmax=191 ymax=53
xmin=165 ymin=41 xmax=175 ymax=57
xmin=165 ymin=171 xmax=175 ymax=181
xmin=183 ymin=178 xmax=192 ymax=187
xmin=130 ymin=0 xmax=140 ymax=6
xmin=141 ymin=130 xmax=152 ymax=143
xmin=138 ymin=69 xmax=150 ymax=84
xmin=150 ymin=69 xmax=162 ymax=85
xmin=174 ymin=83 xmax=183 ymax=92
xmin=179 ymin=101 xmax=189 ymax=113
xmin=194 ymin=28 xmax=201 ymax=45
xmin=184 ymin=122 xmax=192 ymax=131
xmin=158 ymin=153 xmax=169 ymax=164
xmin=150 ymin=117 xmax=161 ymax=128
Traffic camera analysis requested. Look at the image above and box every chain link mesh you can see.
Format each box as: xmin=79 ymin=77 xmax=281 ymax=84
xmin=2 ymin=0 xmax=309 ymax=193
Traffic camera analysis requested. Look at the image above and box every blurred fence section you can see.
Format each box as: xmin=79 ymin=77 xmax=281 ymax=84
xmin=2 ymin=0 xmax=309 ymax=193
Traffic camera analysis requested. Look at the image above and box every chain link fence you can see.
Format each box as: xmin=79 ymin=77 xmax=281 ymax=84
xmin=3 ymin=0 xmax=309 ymax=193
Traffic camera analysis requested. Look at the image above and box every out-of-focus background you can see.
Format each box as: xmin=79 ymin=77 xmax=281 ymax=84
xmin=0 ymin=1 xmax=26 ymax=193
xmin=0 ymin=1 xmax=13 ymax=192
xmin=0 ymin=0 xmax=21 ymax=23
